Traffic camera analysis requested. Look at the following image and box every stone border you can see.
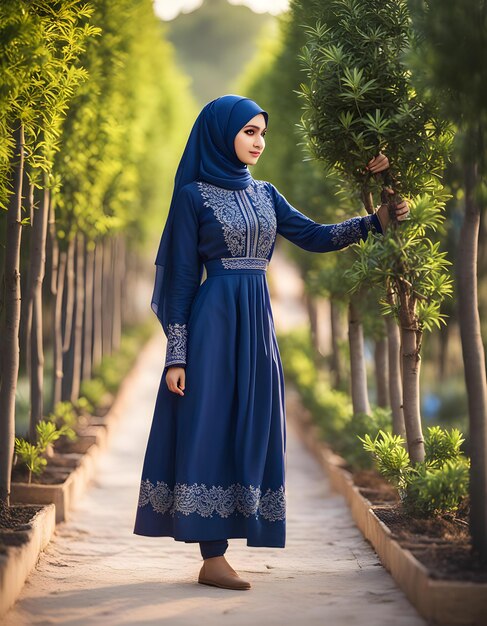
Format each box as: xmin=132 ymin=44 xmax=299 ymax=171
xmin=11 ymin=442 xmax=102 ymax=523
xmin=0 ymin=504 xmax=56 ymax=618
xmin=288 ymin=386 xmax=487 ymax=626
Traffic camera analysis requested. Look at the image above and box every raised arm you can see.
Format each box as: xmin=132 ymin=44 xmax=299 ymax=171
xmin=267 ymin=182 xmax=383 ymax=253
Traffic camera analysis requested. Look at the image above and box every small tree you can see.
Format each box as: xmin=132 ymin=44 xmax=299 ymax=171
xmin=297 ymin=0 xmax=453 ymax=462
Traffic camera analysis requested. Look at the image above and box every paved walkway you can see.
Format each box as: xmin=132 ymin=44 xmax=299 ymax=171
xmin=4 ymin=248 xmax=426 ymax=625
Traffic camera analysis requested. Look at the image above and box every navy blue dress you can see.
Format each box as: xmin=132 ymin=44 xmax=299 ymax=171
xmin=133 ymin=179 xmax=383 ymax=548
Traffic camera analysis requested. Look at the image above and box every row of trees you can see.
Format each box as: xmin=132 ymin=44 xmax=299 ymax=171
xmin=0 ymin=1 xmax=197 ymax=505
xmin=239 ymin=0 xmax=486 ymax=561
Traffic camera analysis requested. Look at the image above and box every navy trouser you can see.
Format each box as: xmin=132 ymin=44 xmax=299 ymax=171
xmin=199 ymin=539 xmax=228 ymax=559
xmin=185 ymin=539 xmax=229 ymax=559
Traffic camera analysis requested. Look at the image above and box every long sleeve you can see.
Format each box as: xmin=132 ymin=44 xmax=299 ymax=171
xmin=268 ymin=182 xmax=383 ymax=252
xmin=164 ymin=186 xmax=202 ymax=369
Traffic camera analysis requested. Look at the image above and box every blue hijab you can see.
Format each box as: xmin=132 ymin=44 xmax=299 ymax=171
xmin=151 ymin=94 xmax=269 ymax=334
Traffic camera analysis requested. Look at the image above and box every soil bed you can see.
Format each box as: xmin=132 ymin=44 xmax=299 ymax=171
xmin=350 ymin=467 xmax=487 ymax=583
xmin=0 ymin=501 xmax=41 ymax=539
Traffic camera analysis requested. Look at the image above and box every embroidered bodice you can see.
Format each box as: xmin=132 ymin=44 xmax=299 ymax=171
xmin=163 ymin=179 xmax=383 ymax=368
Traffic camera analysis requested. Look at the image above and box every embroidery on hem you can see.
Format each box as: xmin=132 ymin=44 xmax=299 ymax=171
xmin=165 ymin=323 xmax=187 ymax=368
xmin=221 ymin=257 xmax=269 ymax=270
xmin=138 ymin=479 xmax=286 ymax=522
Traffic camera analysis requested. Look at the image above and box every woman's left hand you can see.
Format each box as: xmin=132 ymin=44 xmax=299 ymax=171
xmin=366 ymin=152 xmax=389 ymax=174
xmin=376 ymin=188 xmax=410 ymax=230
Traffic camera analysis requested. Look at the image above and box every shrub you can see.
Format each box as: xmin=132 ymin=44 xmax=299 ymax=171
xmin=14 ymin=420 xmax=64 ymax=483
xmin=359 ymin=426 xmax=470 ymax=516
xmin=337 ymin=406 xmax=393 ymax=469
xmin=47 ymin=401 xmax=78 ymax=441
xmin=80 ymin=377 xmax=107 ymax=408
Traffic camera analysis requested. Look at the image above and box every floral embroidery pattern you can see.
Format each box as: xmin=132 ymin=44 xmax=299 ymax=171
xmin=165 ymin=322 xmax=188 ymax=367
xmin=138 ymin=479 xmax=286 ymax=522
xmin=245 ymin=180 xmax=277 ymax=257
xmin=329 ymin=214 xmax=380 ymax=248
xmin=197 ymin=182 xmax=247 ymax=256
xmin=197 ymin=181 xmax=276 ymax=260
xmin=221 ymin=257 xmax=269 ymax=270
xmin=329 ymin=216 xmax=362 ymax=247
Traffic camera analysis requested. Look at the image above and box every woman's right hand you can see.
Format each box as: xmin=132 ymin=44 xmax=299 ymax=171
xmin=166 ymin=366 xmax=185 ymax=396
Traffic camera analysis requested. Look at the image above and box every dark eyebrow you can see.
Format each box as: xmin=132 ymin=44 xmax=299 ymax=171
xmin=244 ymin=124 xmax=267 ymax=130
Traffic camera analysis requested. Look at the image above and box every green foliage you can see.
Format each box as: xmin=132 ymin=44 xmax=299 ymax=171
xmin=74 ymin=396 xmax=94 ymax=416
xmin=337 ymin=407 xmax=393 ymax=469
xmin=47 ymin=401 xmax=78 ymax=441
xmin=359 ymin=430 xmax=412 ymax=489
xmin=14 ymin=419 xmax=64 ymax=482
xmin=14 ymin=439 xmax=47 ymax=482
xmin=79 ymin=378 xmax=107 ymax=409
xmin=81 ymin=319 xmax=154 ymax=404
xmin=52 ymin=0 xmax=196 ymax=247
xmin=344 ymin=191 xmax=454 ymax=332
xmin=424 ymin=425 xmax=465 ymax=466
xmin=407 ymin=0 xmax=487 ymax=131
xmin=296 ymin=0 xmax=454 ymax=341
xmin=0 ymin=0 xmax=99 ymax=209
xmin=404 ymin=456 xmax=470 ymax=517
xmin=297 ymin=0 xmax=453 ymax=196
xmin=359 ymin=426 xmax=470 ymax=516
xmin=36 ymin=419 xmax=63 ymax=452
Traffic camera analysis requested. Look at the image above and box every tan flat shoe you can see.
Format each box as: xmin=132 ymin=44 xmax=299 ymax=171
xmin=198 ymin=560 xmax=252 ymax=590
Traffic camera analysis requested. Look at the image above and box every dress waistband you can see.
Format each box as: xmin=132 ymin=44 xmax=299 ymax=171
xmin=204 ymin=257 xmax=269 ymax=277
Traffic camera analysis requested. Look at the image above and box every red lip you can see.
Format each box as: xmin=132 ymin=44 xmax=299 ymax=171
xmin=250 ymin=151 xmax=261 ymax=156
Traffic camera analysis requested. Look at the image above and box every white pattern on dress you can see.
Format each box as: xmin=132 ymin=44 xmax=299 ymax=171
xmin=197 ymin=182 xmax=247 ymax=256
xmin=138 ymin=478 xmax=286 ymax=522
xmin=245 ymin=181 xmax=277 ymax=258
xmin=329 ymin=214 xmax=377 ymax=247
xmin=197 ymin=180 xmax=276 ymax=260
xmin=165 ymin=322 xmax=188 ymax=366
xmin=221 ymin=257 xmax=269 ymax=270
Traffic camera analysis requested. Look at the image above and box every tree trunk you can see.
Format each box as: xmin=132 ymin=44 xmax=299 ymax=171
xmin=112 ymin=235 xmax=123 ymax=353
xmin=348 ymin=297 xmax=370 ymax=415
xmin=61 ymin=237 xmax=76 ymax=402
xmin=62 ymin=238 xmax=75 ymax=352
xmin=457 ymin=156 xmax=487 ymax=563
xmin=401 ymin=326 xmax=425 ymax=463
xmin=82 ymin=241 xmax=95 ymax=382
xmin=92 ymin=241 xmax=103 ymax=368
xmin=70 ymin=232 xmax=85 ymax=403
xmin=385 ymin=315 xmax=405 ymax=438
xmin=374 ymin=332 xmax=388 ymax=408
xmin=0 ymin=123 xmax=25 ymax=504
xmin=22 ymin=181 xmax=36 ymax=381
xmin=330 ymin=299 xmax=344 ymax=389
xmin=52 ymin=247 xmax=67 ymax=408
xmin=438 ymin=323 xmax=450 ymax=382
xmin=28 ymin=183 xmax=50 ymax=441
xmin=102 ymin=237 xmax=113 ymax=357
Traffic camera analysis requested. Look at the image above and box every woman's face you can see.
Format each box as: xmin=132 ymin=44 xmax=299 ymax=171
xmin=234 ymin=113 xmax=266 ymax=166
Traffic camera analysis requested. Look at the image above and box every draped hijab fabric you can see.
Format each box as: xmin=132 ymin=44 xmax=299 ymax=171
xmin=151 ymin=94 xmax=269 ymax=335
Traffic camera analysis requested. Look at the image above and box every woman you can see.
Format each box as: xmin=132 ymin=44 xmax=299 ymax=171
xmin=133 ymin=95 xmax=409 ymax=591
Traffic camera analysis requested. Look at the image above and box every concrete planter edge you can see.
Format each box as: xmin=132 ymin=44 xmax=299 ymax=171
xmin=0 ymin=503 xmax=56 ymax=618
